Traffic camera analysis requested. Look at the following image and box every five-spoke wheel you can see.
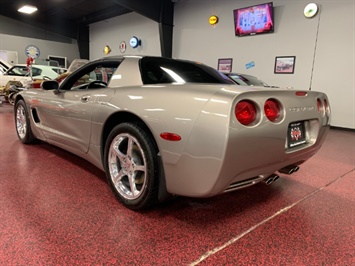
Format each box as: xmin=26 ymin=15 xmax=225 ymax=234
xmin=104 ymin=122 xmax=159 ymax=210
xmin=14 ymin=99 xmax=36 ymax=144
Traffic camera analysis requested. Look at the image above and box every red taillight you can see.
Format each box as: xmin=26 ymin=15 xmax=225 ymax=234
xmin=160 ymin=132 xmax=181 ymax=141
xmin=235 ymin=100 xmax=257 ymax=125
xmin=317 ymin=98 xmax=323 ymax=113
xmin=264 ymin=99 xmax=280 ymax=122
xmin=323 ymin=99 xmax=328 ymax=110
xmin=323 ymin=98 xmax=330 ymax=116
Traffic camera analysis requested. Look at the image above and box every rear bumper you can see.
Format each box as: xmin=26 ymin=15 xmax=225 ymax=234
xmin=163 ymin=89 xmax=331 ymax=197
xmin=164 ymin=122 xmax=329 ymax=198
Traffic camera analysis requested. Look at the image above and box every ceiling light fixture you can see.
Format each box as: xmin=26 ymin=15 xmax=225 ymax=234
xmin=18 ymin=5 xmax=38 ymax=14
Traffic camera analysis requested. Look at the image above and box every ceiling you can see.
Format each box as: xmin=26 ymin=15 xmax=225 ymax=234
xmin=0 ymin=0 xmax=175 ymax=39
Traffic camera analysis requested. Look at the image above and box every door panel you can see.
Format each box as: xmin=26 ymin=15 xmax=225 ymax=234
xmin=35 ymin=89 xmax=97 ymax=153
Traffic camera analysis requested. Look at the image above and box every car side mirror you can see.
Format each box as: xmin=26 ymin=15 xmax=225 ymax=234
xmin=41 ymin=80 xmax=59 ymax=91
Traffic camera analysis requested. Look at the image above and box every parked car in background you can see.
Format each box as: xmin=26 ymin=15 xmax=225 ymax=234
xmin=31 ymin=59 xmax=90 ymax=88
xmin=0 ymin=64 xmax=67 ymax=88
xmin=226 ymin=73 xmax=279 ymax=88
xmin=0 ymin=59 xmax=12 ymax=74
xmin=14 ymin=55 xmax=330 ymax=210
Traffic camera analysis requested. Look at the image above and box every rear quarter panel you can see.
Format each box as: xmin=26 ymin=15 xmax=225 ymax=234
xmin=91 ymin=84 xmax=232 ymax=166
xmin=162 ymin=89 xmax=330 ymax=196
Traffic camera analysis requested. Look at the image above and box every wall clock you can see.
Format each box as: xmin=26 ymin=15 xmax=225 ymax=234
xmin=304 ymin=3 xmax=318 ymax=18
xmin=25 ymin=45 xmax=40 ymax=59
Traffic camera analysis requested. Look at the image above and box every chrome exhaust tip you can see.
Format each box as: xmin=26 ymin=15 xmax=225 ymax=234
xmin=278 ymin=165 xmax=300 ymax=175
xmin=272 ymin=174 xmax=279 ymax=182
xmin=262 ymin=174 xmax=279 ymax=185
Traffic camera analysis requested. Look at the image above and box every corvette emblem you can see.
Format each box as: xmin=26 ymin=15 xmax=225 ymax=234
xmin=290 ymin=127 xmax=302 ymax=141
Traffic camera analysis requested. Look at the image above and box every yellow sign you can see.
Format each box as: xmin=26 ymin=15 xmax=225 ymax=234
xmin=104 ymin=45 xmax=111 ymax=55
xmin=209 ymin=15 xmax=218 ymax=25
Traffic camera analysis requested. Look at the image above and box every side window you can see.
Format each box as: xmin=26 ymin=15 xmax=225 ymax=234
xmin=31 ymin=67 xmax=42 ymax=77
xmin=68 ymin=64 xmax=119 ymax=90
xmin=93 ymin=67 xmax=116 ymax=83
xmin=8 ymin=66 xmax=25 ymax=75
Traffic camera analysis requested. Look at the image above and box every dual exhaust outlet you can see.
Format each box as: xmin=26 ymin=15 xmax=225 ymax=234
xmin=263 ymin=165 xmax=300 ymax=185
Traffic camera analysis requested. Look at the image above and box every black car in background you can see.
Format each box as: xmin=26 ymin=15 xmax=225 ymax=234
xmin=226 ymin=73 xmax=278 ymax=88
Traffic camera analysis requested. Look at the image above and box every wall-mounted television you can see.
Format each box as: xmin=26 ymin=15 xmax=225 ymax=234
xmin=233 ymin=2 xmax=274 ymax=37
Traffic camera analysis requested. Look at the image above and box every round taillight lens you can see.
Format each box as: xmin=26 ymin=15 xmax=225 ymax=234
xmin=235 ymin=100 xmax=257 ymax=125
xmin=324 ymin=98 xmax=330 ymax=116
xmin=317 ymin=98 xmax=323 ymax=113
xmin=323 ymin=98 xmax=328 ymax=110
xmin=264 ymin=99 xmax=280 ymax=122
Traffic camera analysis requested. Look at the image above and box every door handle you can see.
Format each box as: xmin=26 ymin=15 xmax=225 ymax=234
xmin=81 ymin=95 xmax=91 ymax=102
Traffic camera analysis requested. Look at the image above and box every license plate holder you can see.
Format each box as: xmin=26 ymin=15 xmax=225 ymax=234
xmin=287 ymin=121 xmax=307 ymax=148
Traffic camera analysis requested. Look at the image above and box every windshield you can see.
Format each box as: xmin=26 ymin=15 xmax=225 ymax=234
xmin=6 ymin=66 xmax=39 ymax=76
xmin=140 ymin=57 xmax=234 ymax=85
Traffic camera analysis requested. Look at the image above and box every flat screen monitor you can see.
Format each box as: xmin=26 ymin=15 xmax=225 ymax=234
xmin=234 ymin=2 xmax=274 ymax=37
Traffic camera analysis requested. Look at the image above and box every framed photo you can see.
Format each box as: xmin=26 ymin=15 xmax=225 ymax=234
xmin=274 ymin=56 xmax=296 ymax=74
xmin=217 ymin=58 xmax=233 ymax=73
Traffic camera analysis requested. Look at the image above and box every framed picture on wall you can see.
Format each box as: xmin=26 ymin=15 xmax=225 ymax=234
xmin=274 ymin=56 xmax=296 ymax=74
xmin=217 ymin=58 xmax=233 ymax=73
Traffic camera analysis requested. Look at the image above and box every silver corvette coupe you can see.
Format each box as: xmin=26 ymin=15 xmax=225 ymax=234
xmin=14 ymin=56 xmax=331 ymax=210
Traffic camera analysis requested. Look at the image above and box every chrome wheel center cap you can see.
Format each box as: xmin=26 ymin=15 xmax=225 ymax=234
xmin=122 ymin=157 xmax=133 ymax=173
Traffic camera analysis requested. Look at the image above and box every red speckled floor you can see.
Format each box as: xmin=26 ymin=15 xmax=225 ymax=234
xmin=0 ymin=102 xmax=354 ymax=265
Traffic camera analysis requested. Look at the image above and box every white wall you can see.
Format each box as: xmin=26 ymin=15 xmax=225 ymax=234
xmin=0 ymin=16 xmax=80 ymax=65
xmin=311 ymin=1 xmax=355 ymax=130
xmin=173 ymin=0 xmax=354 ymax=129
xmin=0 ymin=34 xmax=80 ymax=65
xmin=89 ymin=12 xmax=161 ymax=60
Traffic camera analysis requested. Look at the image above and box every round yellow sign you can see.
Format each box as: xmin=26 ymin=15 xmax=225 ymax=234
xmin=209 ymin=15 xmax=218 ymax=25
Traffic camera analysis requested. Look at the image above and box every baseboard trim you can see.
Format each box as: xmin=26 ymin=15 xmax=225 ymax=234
xmin=330 ymin=126 xmax=355 ymax=132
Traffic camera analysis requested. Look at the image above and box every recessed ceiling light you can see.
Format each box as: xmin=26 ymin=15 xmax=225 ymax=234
xmin=18 ymin=5 xmax=38 ymax=14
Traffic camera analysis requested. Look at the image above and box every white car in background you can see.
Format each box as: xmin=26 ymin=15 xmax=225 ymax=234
xmin=0 ymin=64 xmax=67 ymax=88
xmin=0 ymin=59 xmax=12 ymax=75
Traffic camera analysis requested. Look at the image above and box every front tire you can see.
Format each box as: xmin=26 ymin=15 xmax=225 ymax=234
xmin=14 ymin=99 xmax=36 ymax=144
xmin=104 ymin=122 xmax=159 ymax=210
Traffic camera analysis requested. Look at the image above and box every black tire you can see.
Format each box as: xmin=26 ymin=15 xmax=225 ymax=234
xmin=14 ymin=99 xmax=36 ymax=144
xmin=104 ymin=122 xmax=159 ymax=210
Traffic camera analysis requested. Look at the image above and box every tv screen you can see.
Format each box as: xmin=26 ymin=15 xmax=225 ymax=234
xmin=234 ymin=2 xmax=274 ymax=37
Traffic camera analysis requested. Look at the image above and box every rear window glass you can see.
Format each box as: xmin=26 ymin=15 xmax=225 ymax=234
xmin=140 ymin=57 xmax=234 ymax=85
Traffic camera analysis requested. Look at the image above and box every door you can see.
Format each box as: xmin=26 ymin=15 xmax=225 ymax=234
xmin=35 ymin=88 xmax=97 ymax=153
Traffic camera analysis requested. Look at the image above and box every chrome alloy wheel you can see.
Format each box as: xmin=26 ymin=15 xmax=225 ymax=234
xmin=108 ymin=133 xmax=147 ymax=200
xmin=16 ymin=104 xmax=27 ymax=139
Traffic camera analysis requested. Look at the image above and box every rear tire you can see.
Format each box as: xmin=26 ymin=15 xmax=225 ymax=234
xmin=14 ymin=99 xmax=36 ymax=144
xmin=104 ymin=122 xmax=159 ymax=210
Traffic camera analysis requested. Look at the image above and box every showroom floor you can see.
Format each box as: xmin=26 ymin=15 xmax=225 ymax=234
xmin=0 ymin=102 xmax=354 ymax=265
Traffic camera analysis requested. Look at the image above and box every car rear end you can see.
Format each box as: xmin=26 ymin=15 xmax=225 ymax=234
xmin=164 ymin=87 xmax=330 ymax=197
xmin=216 ymin=89 xmax=330 ymax=193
